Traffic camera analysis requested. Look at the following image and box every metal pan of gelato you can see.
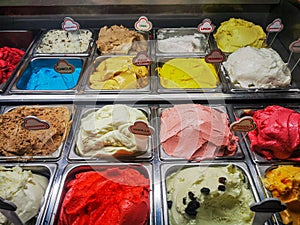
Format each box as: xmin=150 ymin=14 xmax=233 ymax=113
xmin=222 ymin=46 xmax=298 ymax=93
xmin=34 ymin=29 xmax=94 ymax=56
xmin=0 ymin=30 xmax=40 ymax=93
xmin=155 ymin=28 xmax=209 ymax=55
xmin=258 ymin=165 xmax=300 ymax=225
xmin=158 ymin=104 xmax=243 ymax=161
xmin=69 ymin=104 xmax=153 ymax=161
xmin=49 ymin=163 xmax=152 ymax=225
xmin=10 ymin=57 xmax=86 ymax=94
xmin=156 ymin=57 xmax=224 ymax=93
xmin=96 ymin=25 xmax=149 ymax=55
xmin=0 ymin=105 xmax=73 ymax=161
xmin=161 ymin=162 xmax=259 ymax=225
xmin=84 ymin=55 xmax=150 ymax=93
xmin=213 ymin=18 xmax=266 ymax=53
xmin=232 ymin=104 xmax=300 ymax=163
xmin=0 ymin=163 xmax=56 ymax=225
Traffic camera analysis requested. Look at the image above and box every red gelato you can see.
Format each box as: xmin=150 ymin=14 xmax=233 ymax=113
xmin=58 ymin=167 xmax=150 ymax=225
xmin=160 ymin=104 xmax=238 ymax=160
xmin=0 ymin=46 xmax=24 ymax=84
xmin=248 ymin=105 xmax=300 ymax=160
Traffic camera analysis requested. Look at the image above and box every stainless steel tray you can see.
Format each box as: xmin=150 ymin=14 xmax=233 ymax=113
xmin=155 ymin=27 xmax=211 ymax=56
xmin=157 ymin=104 xmax=245 ymax=161
xmin=33 ymin=29 xmax=95 ymax=57
xmin=47 ymin=163 xmax=153 ymax=225
xmin=160 ymin=162 xmax=262 ymax=225
xmin=67 ymin=104 xmax=154 ymax=162
xmin=9 ymin=57 xmax=88 ymax=94
xmin=155 ymin=56 xmax=226 ymax=93
xmin=231 ymin=103 xmax=300 ymax=164
xmin=0 ymin=163 xmax=57 ymax=225
xmin=0 ymin=104 xmax=74 ymax=161
xmin=83 ymin=55 xmax=151 ymax=93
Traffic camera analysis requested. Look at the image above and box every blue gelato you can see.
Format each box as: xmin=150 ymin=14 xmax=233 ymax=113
xmin=17 ymin=58 xmax=82 ymax=90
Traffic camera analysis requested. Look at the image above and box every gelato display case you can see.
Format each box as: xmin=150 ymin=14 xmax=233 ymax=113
xmin=0 ymin=0 xmax=299 ymax=225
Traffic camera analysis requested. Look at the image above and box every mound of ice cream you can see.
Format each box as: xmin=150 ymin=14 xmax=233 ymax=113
xmin=247 ymin=105 xmax=300 ymax=160
xmin=25 ymin=67 xmax=81 ymax=90
xmin=224 ymin=46 xmax=291 ymax=88
xmin=0 ymin=106 xmax=71 ymax=157
xmin=157 ymin=34 xmax=207 ymax=53
xmin=36 ymin=29 xmax=93 ymax=54
xmin=16 ymin=58 xmax=83 ymax=91
xmin=263 ymin=165 xmax=300 ymax=225
xmin=160 ymin=104 xmax=238 ymax=160
xmin=166 ymin=164 xmax=255 ymax=225
xmin=0 ymin=166 xmax=48 ymax=224
xmin=58 ymin=167 xmax=150 ymax=225
xmin=96 ymin=25 xmax=147 ymax=54
xmin=89 ymin=56 xmax=149 ymax=90
xmin=157 ymin=58 xmax=219 ymax=89
xmin=76 ymin=105 xmax=150 ymax=157
xmin=214 ymin=18 xmax=266 ymax=53
xmin=0 ymin=46 xmax=24 ymax=84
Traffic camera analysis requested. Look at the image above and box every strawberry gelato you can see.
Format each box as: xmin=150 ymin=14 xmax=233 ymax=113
xmin=58 ymin=167 xmax=150 ymax=225
xmin=247 ymin=105 xmax=300 ymax=160
xmin=160 ymin=104 xmax=238 ymax=160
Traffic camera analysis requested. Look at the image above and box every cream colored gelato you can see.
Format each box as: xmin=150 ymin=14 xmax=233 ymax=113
xmin=214 ymin=18 xmax=266 ymax=53
xmin=36 ymin=29 xmax=93 ymax=53
xmin=223 ymin=46 xmax=291 ymax=88
xmin=166 ymin=164 xmax=255 ymax=225
xmin=0 ymin=166 xmax=48 ymax=224
xmin=157 ymin=34 xmax=207 ymax=53
xmin=76 ymin=105 xmax=150 ymax=157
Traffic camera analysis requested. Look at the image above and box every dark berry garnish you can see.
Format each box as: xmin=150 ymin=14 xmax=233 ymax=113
xmin=185 ymin=200 xmax=200 ymax=216
xmin=219 ymin=177 xmax=227 ymax=184
xmin=183 ymin=197 xmax=187 ymax=205
xmin=188 ymin=191 xmax=196 ymax=200
xmin=218 ymin=185 xmax=226 ymax=191
xmin=167 ymin=200 xmax=173 ymax=209
xmin=200 ymin=187 xmax=210 ymax=195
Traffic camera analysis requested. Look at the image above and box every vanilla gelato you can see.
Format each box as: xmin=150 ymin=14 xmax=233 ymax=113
xmin=166 ymin=164 xmax=255 ymax=225
xmin=223 ymin=46 xmax=291 ymax=89
xmin=36 ymin=29 xmax=93 ymax=54
xmin=0 ymin=166 xmax=48 ymax=224
xmin=157 ymin=34 xmax=207 ymax=53
xmin=76 ymin=105 xmax=150 ymax=157
xmin=214 ymin=18 xmax=266 ymax=53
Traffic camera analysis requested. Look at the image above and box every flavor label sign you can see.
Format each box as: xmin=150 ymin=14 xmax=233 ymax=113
xmin=205 ymin=49 xmax=225 ymax=63
xmin=133 ymin=52 xmax=152 ymax=66
xmin=134 ymin=16 xmax=152 ymax=32
xmin=62 ymin=17 xmax=80 ymax=32
xmin=266 ymin=18 xmax=284 ymax=33
xmin=54 ymin=59 xmax=75 ymax=74
xmin=230 ymin=116 xmax=256 ymax=132
xmin=129 ymin=121 xmax=154 ymax=136
xmin=289 ymin=38 xmax=300 ymax=53
xmin=22 ymin=116 xmax=50 ymax=130
xmin=198 ymin=18 xmax=215 ymax=34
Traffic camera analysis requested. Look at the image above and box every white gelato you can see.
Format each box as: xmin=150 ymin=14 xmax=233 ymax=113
xmin=223 ymin=46 xmax=291 ymax=88
xmin=157 ymin=34 xmax=207 ymax=53
xmin=76 ymin=104 xmax=150 ymax=157
xmin=36 ymin=29 xmax=93 ymax=53
xmin=0 ymin=166 xmax=48 ymax=224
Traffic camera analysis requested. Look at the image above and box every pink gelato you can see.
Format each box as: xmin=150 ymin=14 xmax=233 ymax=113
xmin=160 ymin=104 xmax=238 ymax=160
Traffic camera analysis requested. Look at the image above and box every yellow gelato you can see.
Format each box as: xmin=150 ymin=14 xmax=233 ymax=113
xmin=156 ymin=58 xmax=219 ymax=89
xmin=214 ymin=18 xmax=266 ymax=53
xmin=263 ymin=166 xmax=300 ymax=225
xmin=89 ymin=56 xmax=149 ymax=90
